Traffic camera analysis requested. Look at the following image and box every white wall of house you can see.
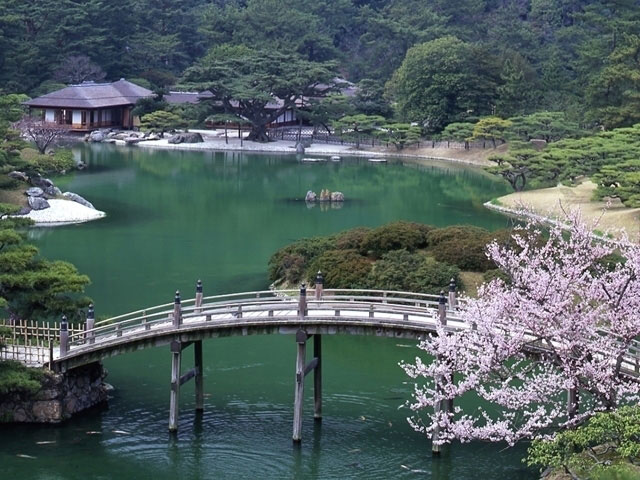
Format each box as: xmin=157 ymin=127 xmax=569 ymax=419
xmin=103 ymin=109 xmax=111 ymax=122
xmin=72 ymin=110 xmax=82 ymax=125
xmin=45 ymin=109 xmax=55 ymax=122
xmin=274 ymin=109 xmax=297 ymax=124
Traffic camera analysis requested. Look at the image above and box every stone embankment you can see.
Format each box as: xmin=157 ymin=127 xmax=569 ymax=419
xmin=0 ymin=362 xmax=109 ymax=423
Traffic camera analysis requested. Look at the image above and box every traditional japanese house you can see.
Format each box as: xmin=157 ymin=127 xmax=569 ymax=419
xmin=24 ymin=79 xmax=153 ymax=131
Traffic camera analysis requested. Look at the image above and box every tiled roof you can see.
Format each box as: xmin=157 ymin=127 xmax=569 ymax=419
xmin=24 ymin=79 xmax=153 ymax=109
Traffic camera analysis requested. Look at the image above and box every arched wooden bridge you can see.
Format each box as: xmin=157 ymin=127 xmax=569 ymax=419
xmin=3 ymin=278 xmax=640 ymax=444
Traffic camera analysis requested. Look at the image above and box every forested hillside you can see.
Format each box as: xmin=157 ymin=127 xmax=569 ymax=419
xmin=1 ymin=0 xmax=639 ymax=130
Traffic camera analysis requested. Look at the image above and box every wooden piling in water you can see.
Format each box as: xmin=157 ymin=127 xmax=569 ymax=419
xmin=567 ymin=386 xmax=578 ymax=419
xmin=293 ymin=329 xmax=307 ymax=442
xmin=169 ymin=340 xmax=182 ymax=432
xmin=195 ymin=340 xmax=204 ymax=411
xmin=314 ymin=334 xmax=322 ymax=420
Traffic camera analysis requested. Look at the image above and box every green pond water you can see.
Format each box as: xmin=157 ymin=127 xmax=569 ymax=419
xmin=0 ymin=145 xmax=536 ymax=479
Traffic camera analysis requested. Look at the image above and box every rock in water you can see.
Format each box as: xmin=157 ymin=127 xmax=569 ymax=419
xmin=62 ymin=192 xmax=95 ymax=210
xmin=330 ymin=191 xmax=344 ymax=202
xmin=28 ymin=196 xmax=50 ymax=210
xmin=319 ymin=189 xmax=331 ymax=202
xmin=296 ymin=142 xmax=306 ymax=154
xmin=168 ymin=132 xmax=204 ymax=144
xmin=305 ymin=190 xmax=317 ymax=202
xmin=89 ymin=130 xmax=105 ymax=143
xmin=26 ymin=187 xmax=44 ymax=197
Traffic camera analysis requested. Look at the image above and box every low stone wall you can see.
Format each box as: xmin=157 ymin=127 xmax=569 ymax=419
xmin=0 ymin=362 xmax=108 ymax=423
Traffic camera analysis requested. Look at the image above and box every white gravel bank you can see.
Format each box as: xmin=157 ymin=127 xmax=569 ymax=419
xmin=20 ymin=199 xmax=105 ymax=226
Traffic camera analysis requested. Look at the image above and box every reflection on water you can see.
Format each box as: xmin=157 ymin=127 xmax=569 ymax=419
xmin=0 ymin=146 xmax=535 ymax=479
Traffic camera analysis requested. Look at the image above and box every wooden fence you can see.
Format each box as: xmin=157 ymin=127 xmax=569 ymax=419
xmin=0 ymin=319 xmax=84 ymax=347
xmin=266 ymin=127 xmax=501 ymax=150
xmin=0 ymin=319 xmax=85 ymax=366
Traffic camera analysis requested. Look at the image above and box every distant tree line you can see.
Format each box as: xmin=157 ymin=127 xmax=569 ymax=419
xmin=2 ymin=0 xmax=640 ymax=133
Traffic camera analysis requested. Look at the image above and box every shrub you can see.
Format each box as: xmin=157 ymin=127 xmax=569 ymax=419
xmin=307 ymin=249 xmax=372 ymax=288
xmin=22 ymin=148 xmax=75 ymax=174
xmin=427 ymin=226 xmax=512 ymax=272
xmin=0 ymin=360 xmax=45 ymax=398
xmin=367 ymin=249 xmax=459 ymax=294
xmin=360 ymin=221 xmax=434 ymax=258
xmin=334 ymin=227 xmax=371 ymax=251
xmin=268 ymin=236 xmax=336 ymax=283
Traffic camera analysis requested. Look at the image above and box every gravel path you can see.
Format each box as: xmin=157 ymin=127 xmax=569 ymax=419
xmin=20 ymin=199 xmax=106 ymax=226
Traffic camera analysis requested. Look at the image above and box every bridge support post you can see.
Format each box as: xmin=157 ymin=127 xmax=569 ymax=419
xmin=60 ymin=315 xmax=69 ymax=357
xmin=567 ymin=386 xmax=578 ymax=420
xmin=314 ymin=334 xmax=322 ymax=420
xmin=315 ymin=271 xmax=323 ymax=300
xmin=195 ymin=340 xmax=204 ymax=411
xmin=195 ymin=280 xmax=203 ymax=314
xmin=85 ymin=304 xmax=95 ymax=344
xmin=298 ymin=284 xmax=307 ymax=318
xmin=169 ymin=340 xmax=182 ymax=432
xmin=293 ymin=329 xmax=307 ymax=442
xmin=448 ymin=278 xmax=457 ymax=311
xmin=173 ymin=291 xmax=182 ymax=327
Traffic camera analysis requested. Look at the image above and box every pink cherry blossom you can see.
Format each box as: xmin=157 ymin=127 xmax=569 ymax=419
xmin=401 ymin=209 xmax=640 ymax=446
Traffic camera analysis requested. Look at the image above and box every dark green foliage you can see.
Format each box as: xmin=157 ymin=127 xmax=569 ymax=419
xmin=18 ymin=148 xmax=74 ymax=175
xmin=131 ymin=95 xmax=169 ymax=119
xmin=527 ymin=407 xmax=640 ymax=479
xmin=0 ymin=0 xmax=637 ymax=133
xmin=0 ymin=361 xmax=45 ymax=398
xmin=360 ymin=221 xmax=433 ymax=259
xmin=268 ymin=236 xmax=337 ymax=284
xmin=268 ymin=222 xmax=496 ymax=291
xmin=387 ymin=36 xmax=499 ymax=132
xmin=334 ymin=227 xmax=371 ymax=251
xmin=307 ymin=249 xmax=372 ymax=288
xmin=367 ymin=249 xmax=459 ymax=294
xmin=427 ymin=226 xmax=511 ymax=272
xmin=490 ymin=123 xmax=640 ymax=205
xmin=140 ymin=111 xmax=187 ymax=138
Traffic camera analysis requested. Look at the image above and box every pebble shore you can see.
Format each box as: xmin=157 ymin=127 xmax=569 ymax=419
xmin=20 ymin=199 xmax=105 ymax=226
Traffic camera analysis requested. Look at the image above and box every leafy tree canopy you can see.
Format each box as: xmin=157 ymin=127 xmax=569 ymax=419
xmin=183 ymin=45 xmax=336 ymax=142
xmin=387 ymin=36 xmax=499 ymax=132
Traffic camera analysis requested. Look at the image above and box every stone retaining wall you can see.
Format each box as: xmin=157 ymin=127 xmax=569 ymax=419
xmin=0 ymin=362 xmax=108 ymax=423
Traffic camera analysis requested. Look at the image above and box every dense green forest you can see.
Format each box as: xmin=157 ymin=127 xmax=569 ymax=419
xmin=1 ymin=0 xmax=640 ymax=129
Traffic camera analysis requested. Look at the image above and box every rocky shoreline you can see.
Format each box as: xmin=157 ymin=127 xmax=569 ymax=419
xmin=0 ymin=362 xmax=109 ymax=423
xmin=6 ymin=171 xmax=105 ymax=225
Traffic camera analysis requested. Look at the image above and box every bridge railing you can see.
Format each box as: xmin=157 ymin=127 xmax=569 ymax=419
xmin=55 ymin=287 xmax=640 ymax=380
xmin=64 ymin=289 xmax=452 ymax=350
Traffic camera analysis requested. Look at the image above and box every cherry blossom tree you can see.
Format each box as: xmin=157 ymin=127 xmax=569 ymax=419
xmin=402 ymin=211 xmax=640 ymax=447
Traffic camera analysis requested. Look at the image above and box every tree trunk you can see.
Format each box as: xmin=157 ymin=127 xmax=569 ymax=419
xmin=246 ymin=123 xmax=271 ymax=143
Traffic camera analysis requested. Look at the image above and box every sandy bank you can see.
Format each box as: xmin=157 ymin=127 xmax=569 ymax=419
xmin=488 ymin=181 xmax=640 ymax=238
xmin=18 ymin=199 xmax=106 ymax=226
